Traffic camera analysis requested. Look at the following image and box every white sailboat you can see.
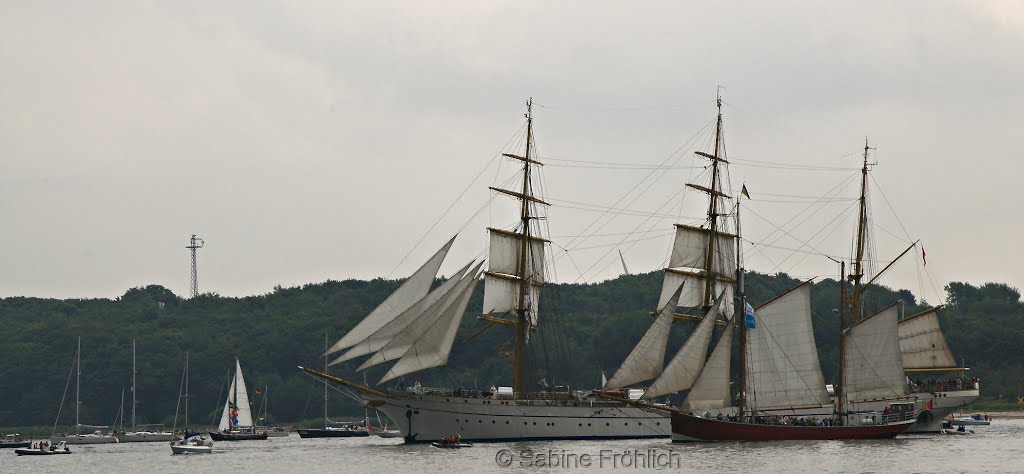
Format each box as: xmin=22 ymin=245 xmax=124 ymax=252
xmin=119 ymin=340 xmax=175 ymax=442
xmin=301 ymin=99 xmax=672 ymax=442
xmin=52 ymin=337 xmax=118 ymax=445
xmin=170 ymin=352 xmax=213 ymax=454
xmin=209 ymin=359 xmax=267 ymax=441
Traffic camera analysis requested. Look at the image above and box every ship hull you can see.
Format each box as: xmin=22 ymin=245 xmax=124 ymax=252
xmin=118 ymin=432 xmax=175 ymax=442
xmin=50 ymin=435 xmax=117 ymax=445
xmin=297 ymin=429 xmax=368 ymax=438
xmin=208 ymin=431 xmax=268 ymax=441
xmin=670 ymin=413 xmax=914 ymax=442
xmin=369 ymin=391 xmax=671 ymax=443
xmin=0 ymin=441 xmax=31 ymax=449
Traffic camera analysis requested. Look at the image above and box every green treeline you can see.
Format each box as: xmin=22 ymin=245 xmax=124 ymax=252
xmin=1 ymin=272 xmax=1021 ymax=429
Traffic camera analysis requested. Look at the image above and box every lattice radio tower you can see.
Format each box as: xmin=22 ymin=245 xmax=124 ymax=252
xmin=186 ymin=234 xmax=204 ymax=298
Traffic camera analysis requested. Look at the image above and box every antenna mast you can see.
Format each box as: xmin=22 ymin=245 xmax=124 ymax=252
xmin=186 ymin=235 xmax=205 ymax=298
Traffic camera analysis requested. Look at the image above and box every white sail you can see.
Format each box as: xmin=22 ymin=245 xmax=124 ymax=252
xmin=658 ymin=268 xmax=734 ymax=315
xmin=379 ymin=268 xmax=483 ymax=383
xmin=643 ymin=290 xmax=724 ymax=399
xmin=482 ymin=272 xmax=540 ymax=326
xmin=604 ymin=284 xmax=684 ymax=389
xmin=682 ymin=318 xmax=735 ymax=411
xmin=357 ymin=263 xmax=481 ymax=370
xmin=898 ymin=307 xmax=957 ymax=370
xmin=744 ymin=283 xmax=830 ymax=410
xmin=217 ymin=378 xmax=236 ymax=431
xmin=487 ymin=228 xmax=546 ymax=283
xmin=844 ymin=305 xmax=907 ymax=401
xmin=233 ymin=359 xmax=255 ymax=427
xmin=329 ymin=261 xmax=473 ymax=366
xmin=668 ymin=224 xmax=737 ymax=277
xmin=325 ymin=236 xmax=456 ymax=356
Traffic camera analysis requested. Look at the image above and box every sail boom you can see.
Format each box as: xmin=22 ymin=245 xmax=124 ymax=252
xmin=686 ymin=183 xmax=731 ymax=199
xmin=489 ymin=187 xmax=550 ymax=206
xmin=502 ymin=153 xmax=544 ymax=166
xmin=694 ymin=151 xmax=729 ymax=163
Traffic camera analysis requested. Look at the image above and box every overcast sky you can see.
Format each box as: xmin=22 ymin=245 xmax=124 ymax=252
xmin=1 ymin=1 xmax=1021 ymax=302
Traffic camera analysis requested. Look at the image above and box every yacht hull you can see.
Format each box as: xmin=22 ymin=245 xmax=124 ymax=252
xmin=50 ymin=435 xmax=117 ymax=445
xmin=670 ymin=413 xmax=914 ymax=442
xmin=208 ymin=431 xmax=268 ymax=441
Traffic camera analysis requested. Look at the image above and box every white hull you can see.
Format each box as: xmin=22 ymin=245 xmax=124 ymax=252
xmin=51 ymin=434 xmax=117 ymax=445
xmin=171 ymin=444 xmax=213 ymax=454
xmin=118 ymin=432 xmax=175 ymax=442
xmin=368 ymin=391 xmax=670 ymax=443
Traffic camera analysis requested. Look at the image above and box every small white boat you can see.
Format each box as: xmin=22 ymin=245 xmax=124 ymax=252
xmin=170 ymin=435 xmax=213 ymax=454
xmin=432 ymin=441 xmax=473 ymax=449
xmin=15 ymin=441 xmax=71 ymax=456
xmin=949 ymin=415 xmax=990 ymax=426
xmin=374 ymin=428 xmax=402 ymax=438
xmin=170 ymin=353 xmax=213 ymax=454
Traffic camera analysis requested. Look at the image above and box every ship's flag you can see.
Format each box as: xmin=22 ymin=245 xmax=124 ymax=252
xmin=741 ymin=184 xmax=751 ymax=200
xmin=922 ymin=246 xmax=927 ymax=266
xmin=255 ymin=389 xmax=262 ymax=395
xmin=743 ymin=302 xmax=756 ymax=329
xmin=228 ymin=401 xmax=238 ymax=410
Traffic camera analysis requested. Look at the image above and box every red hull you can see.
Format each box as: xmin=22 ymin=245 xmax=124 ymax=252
xmin=671 ymin=413 xmax=914 ymax=441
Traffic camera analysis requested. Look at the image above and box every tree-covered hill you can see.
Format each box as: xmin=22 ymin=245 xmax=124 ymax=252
xmin=0 ymin=272 xmax=1019 ymax=428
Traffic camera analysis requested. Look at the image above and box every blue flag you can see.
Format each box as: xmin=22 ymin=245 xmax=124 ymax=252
xmin=743 ymin=302 xmax=756 ymax=329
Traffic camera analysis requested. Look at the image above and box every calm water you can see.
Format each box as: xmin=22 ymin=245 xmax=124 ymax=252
xmin=4 ymin=420 xmax=1022 ymax=473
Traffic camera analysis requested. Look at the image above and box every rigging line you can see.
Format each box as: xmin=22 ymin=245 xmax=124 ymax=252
xmin=546 ymin=163 xmax=705 ymax=170
xmin=385 ymin=122 xmax=528 ymax=279
xmin=772 ymin=204 xmax=859 ymax=277
xmin=755 ymin=172 xmax=860 ymax=250
xmin=730 ymin=163 xmax=860 ymax=172
xmin=560 ymin=120 xmax=714 ymax=250
xmin=565 ymin=230 xmax=675 ymax=252
xmin=874 ymin=221 xmax=914 ymax=245
xmin=543 ymin=156 xmax=704 ymax=167
xmin=743 ymin=200 xmax=857 ymax=267
xmin=728 ymin=156 xmax=860 ymax=170
xmin=555 ymin=203 xmax=708 ymax=220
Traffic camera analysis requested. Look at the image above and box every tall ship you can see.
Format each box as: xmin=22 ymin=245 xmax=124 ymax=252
xmin=303 ymin=100 xmax=672 ymax=442
xmin=210 ymin=359 xmax=268 ymax=441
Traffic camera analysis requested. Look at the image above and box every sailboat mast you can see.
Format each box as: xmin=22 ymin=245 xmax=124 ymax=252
xmin=837 ymin=260 xmax=847 ymax=416
xmin=512 ymin=98 xmax=535 ymax=394
xmin=76 ymin=336 xmax=80 ymax=436
xmin=184 ymin=352 xmax=189 ymax=431
xmin=851 ymin=138 xmax=871 ymax=322
xmin=702 ymin=95 xmax=724 ymax=310
xmin=132 ymin=339 xmax=136 ymax=430
xmin=735 ymin=198 xmax=747 ymax=417
xmin=232 ymin=358 xmax=239 ymax=429
xmin=324 ymin=333 xmax=328 ymax=428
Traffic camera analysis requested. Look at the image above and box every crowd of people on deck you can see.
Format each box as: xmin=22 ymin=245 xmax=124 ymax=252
xmin=908 ymin=376 xmax=980 ymax=392
xmin=705 ymin=412 xmax=839 ymax=427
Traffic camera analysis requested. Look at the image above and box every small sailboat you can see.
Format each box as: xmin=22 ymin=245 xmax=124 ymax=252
xmin=298 ymin=335 xmax=369 ymax=439
xmin=17 ymin=343 xmax=80 ymax=456
xmin=120 ymin=341 xmax=174 ymax=442
xmin=170 ymin=353 xmax=213 ymax=454
xmin=209 ymin=359 xmax=268 ymax=441
xmin=51 ymin=337 xmax=117 ymax=445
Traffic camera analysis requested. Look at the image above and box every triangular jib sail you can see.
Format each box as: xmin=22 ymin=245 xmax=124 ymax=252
xmin=604 ymin=284 xmax=685 ymax=390
xmin=643 ymin=290 xmax=726 ymax=399
xmin=218 ymin=359 xmax=255 ymax=430
xmin=682 ymin=317 xmax=735 ymax=411
xmin=325 ymin=236 xmax=457 ymax=356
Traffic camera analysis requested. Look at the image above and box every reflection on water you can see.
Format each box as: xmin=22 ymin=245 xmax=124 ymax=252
xmin=3 ymin=419 xmax=1022 ymax=473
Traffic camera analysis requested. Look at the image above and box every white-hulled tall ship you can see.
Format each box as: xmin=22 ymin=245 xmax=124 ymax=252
xmin=302 ymin=100 xmax=673 ymax=443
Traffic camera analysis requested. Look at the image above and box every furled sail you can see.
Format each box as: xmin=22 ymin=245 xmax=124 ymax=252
xmin=328 ymin=261 xmax=474 ymax=366
xmin=604 ymin=284 xmax=685 ymax=390
xmin=744 ymin=283 xmax=830 ymax=410
xmin=325 ymin=236 xmax=457 ymax=356
xmin=898 ymin=306 xmax=957 ymax=370
xmin=844 ymin=304 xmax=907 ymax=401
xmin=642 ymin=290 xmax=725 ymax=399
xmin=357 ymin=262 xmax=482 ymax=370
xmin=379 ymin=267 xmax=483 ymax=383
xmin=682 ymin=317 xmax=735 ymax=411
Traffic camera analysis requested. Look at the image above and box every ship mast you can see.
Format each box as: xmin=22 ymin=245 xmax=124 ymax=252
xmin=512 ymin=98 xmax=536 ymax=394
xmin=735 ymin=198 xmax=748 ymax=417
xmin=700 ymin=95 xmax=725 ymax=311
xmin=850 ymin=138 xmax=872 ymax=322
